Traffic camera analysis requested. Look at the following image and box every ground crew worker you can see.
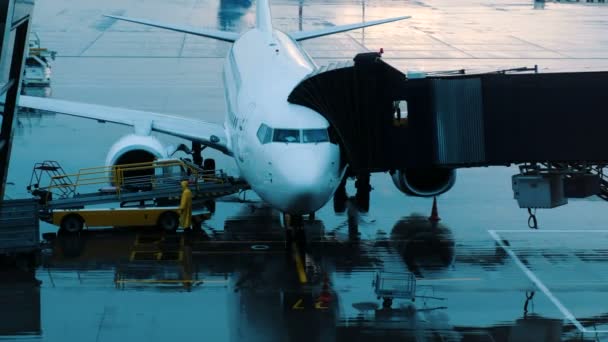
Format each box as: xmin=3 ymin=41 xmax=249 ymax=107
xmin=179 ymin=180 xmax=193 ymax=230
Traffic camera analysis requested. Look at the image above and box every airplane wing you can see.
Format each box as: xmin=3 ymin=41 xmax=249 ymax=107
xmin=19 ymin=96 xmax=232 ymax=155
xmin=104 ymin=15 xmax=239 ymax=43
xmin=289 ymin=16 xmax=410 ymax=41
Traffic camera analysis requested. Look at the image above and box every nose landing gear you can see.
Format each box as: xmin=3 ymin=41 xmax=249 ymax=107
xmin=283 ymin=213 xmax=306 ymax=251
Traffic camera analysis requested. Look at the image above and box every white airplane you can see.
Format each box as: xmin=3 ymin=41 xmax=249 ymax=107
xmin=19 ymin=0 xmax=411 ymax=217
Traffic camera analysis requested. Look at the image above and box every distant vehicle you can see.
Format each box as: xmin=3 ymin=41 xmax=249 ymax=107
xmin=23 ymin=32 xmax=56 ymax=86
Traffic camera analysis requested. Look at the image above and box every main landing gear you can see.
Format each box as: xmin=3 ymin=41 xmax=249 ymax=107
xmin=333 ymin=171 xmax=372 ymax=214
xmin=191 ymin=142 xmax=216 ymax=213
xmin=355 ymin=172 xmax=371 ymax=213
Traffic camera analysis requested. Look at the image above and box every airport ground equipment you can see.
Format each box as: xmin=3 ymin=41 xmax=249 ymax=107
xmin=26 ymin=159 xmax=248 ymax=230
xmin=52 ymin=207 xmax=181 ymax=233
xmin=22 ymin=32 xmax=55 ymax=86
xmin=27 ymin=158 xmax=247 ymax=210
xmin=0 ymin=199 xmax=39 ymax=259
xmin=373 ymin=271 xmax=416 ymax=309
xmin=512 ymin=174 xmax=567 ymax=209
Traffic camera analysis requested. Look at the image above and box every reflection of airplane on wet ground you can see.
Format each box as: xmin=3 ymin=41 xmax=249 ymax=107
xmin=15 ymin=209 xmax=604 ymax=341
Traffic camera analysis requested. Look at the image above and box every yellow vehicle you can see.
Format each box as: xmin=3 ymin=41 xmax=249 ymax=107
xmin=52 ymin=207 xmax=181 ymax=233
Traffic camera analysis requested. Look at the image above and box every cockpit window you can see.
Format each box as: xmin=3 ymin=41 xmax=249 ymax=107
xmin=302 ymin=129 xmax=329 ymax=143
xmin=273 ymin=129 xmax=301 ymax=143
xmin=257 ymin=123 xmax=272 ymax=144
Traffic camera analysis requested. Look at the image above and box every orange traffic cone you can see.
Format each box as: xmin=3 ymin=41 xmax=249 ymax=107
xmin=429 ymin=196 xmax=441 ymax=222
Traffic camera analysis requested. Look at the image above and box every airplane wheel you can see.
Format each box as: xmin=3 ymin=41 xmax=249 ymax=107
xmin=334 ymin=179 xmax=347 ymax=213
xmin=355 ymin=191 xmax=370 ymax=213
xmin=308 ymin=212 xmax=315 ymax=221
xmin=60 ymin=214 xmax=84 ymax=234
xmin=158 ymin=212 xmax=179 ymax=232
xmin=205 ymin=200 xmax=216 ymax=214
xmin=203 ymin=158 xmax=216 ymax=172
xmin=285 ymin=228 xmax=293 ymax=250
xmin=382 ymin=297 xmax=393 ymax=309
xmin=333 ymin=197 xmax=346 ymax=213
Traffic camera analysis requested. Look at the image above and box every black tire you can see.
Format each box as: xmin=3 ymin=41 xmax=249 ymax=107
xmin=355 ymin=191 xmax=370 ymax=213
xmin=333 ymin=197 xmax=346 ymax=213
xmin=60 ymin=214 xmax=84 ymax=233
xmin=382 ymin=297 xmax=393 ymax=309
xmin=157 ymin=211 xmax=179 ymax=232
xmin=203 ymin=158 xmax=216 ymax=172
xmin=333 ymin=179 xmax=347 ymax=213
xmin=205 ymin=200 xmax=216 ymax=214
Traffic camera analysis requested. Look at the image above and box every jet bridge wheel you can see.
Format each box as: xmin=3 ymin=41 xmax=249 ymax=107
xmin=157 ymin=211 xmax=179 ymax=232
xmin=60 ymin=214 xmax=84 ymax=234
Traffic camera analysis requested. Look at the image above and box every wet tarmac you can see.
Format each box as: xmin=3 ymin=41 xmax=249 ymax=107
xmin=4 ymin=0 xmax=608 ymax=340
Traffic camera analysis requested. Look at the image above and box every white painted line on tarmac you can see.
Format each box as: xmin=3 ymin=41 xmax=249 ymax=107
xmin=488 ymin=230 xmax=587 ymax=332
xmin=491 ymin=229 xmax=608 ymax=333
xmin=492 ymin=230 xmax=608 ymax=234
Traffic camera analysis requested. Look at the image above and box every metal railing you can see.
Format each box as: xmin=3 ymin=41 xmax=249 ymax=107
xmin=527 ymin=162 xmax=608 ymax=201
xmin=29 ymin=159 xmax=226 ymax=203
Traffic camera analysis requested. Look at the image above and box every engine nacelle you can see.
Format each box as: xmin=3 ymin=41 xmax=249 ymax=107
xmin=106 ymin=134 xmax=169 ymax=182
xmin=391 ymin=168 xmax=456 ymax=197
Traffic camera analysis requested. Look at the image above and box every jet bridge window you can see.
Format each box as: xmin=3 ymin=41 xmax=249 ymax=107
xmin=273 ymin=129 xmax=301 ymax=143
xmin=302 ymin=129 xmax=329 ymax=143
xmin=257 ymin=123 xmax=273 ymax=144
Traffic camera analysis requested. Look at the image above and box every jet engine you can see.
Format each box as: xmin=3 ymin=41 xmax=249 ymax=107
xmin=105 ymin=134 xmax=169 ymax=182
xmin=391 ymin=168 xmax=456 ymax=197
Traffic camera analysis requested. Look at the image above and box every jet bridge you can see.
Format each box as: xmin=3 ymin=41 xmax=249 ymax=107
xmin=289 ymin=52 xmax=608 ymax=171
xmin=288 ymin=52 xmax=608 ymax=209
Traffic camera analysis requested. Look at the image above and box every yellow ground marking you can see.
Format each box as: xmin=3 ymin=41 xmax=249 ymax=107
xmin=115 ymin=279 xmax=228 ymax=284
xmin=134 ymin=234 xmax=164 ymax=246
xmin=191 ymin=251 xmax=284 ymax=255
xmin=129 ymin=251 xmax=184 ymax=262
xmin=129 ymin=251 xmax=162 ymax=262
xmin=192 ymin=241 xmax=282 ymax=244
xmin=292 ymin=299 xmax=305 ymax=310
xmin=292 ymin=243 xmax=308 ymax=284
xmin=315 ymin=300 xmax=329 ymax=310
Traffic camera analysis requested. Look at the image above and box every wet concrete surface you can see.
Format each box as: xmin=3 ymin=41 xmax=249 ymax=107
xmin=4 ymin=0 xmax=608 ymax=340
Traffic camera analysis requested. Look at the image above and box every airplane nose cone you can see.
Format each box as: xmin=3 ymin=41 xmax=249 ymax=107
xmin=270 ymin=146 xmax=338 ymax=214
xmin=277 ymin=150 xmax=327 ymax=187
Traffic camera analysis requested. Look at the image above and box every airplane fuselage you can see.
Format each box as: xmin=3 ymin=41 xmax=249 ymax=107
xmin=223 ymin=28 xmax=344 ymax=214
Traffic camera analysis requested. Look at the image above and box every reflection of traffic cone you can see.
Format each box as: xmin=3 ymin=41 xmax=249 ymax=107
xmin=319 ymin=275 xmax=332 ymax=303
xmin=429 ymin=196 xmax=441 ymax=222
